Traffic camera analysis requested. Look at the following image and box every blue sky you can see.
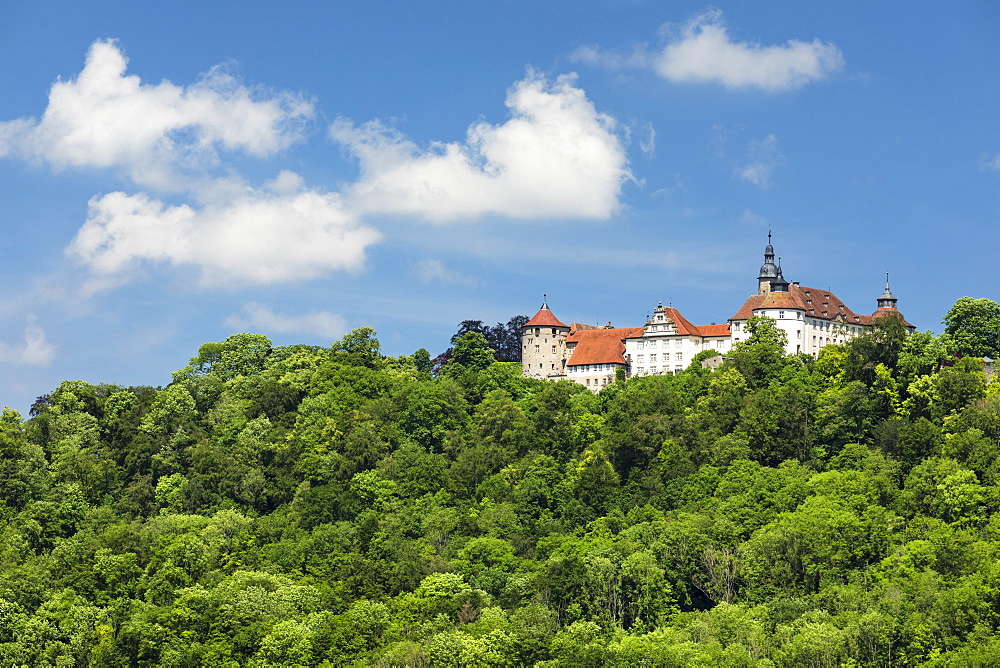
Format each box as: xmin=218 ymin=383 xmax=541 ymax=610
xmin=1 ymin=1 xmax=999 ymax=412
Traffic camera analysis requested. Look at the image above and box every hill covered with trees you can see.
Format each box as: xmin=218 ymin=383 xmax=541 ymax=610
xmin=2 ymin=300 xmax=1000 ymax=665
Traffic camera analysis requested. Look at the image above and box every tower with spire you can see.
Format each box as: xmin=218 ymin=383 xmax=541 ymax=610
xmin=876 ymin=274 xmax=899 ymax=311
xmin=521 ymin=295 xmax=571 ymax=379
xmin=757 ymin=232 xmax=779 ymax=294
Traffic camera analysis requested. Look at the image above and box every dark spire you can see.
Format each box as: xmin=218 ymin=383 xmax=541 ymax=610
xmin=877 ymin=273 xmax=898 ymax=310
xmin=541 ymin=293 xmax=548 ymax=309
xmin=758 ymin=232 xmax=779 ymax=293
xmin=759 ymin=235 xmax=778 ymax=276
xmin=771 ymin=257 xmax=790 ymax=292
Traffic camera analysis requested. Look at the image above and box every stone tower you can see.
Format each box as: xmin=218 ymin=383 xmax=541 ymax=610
xmin=521 ymin=297 xmax=570 ymax=379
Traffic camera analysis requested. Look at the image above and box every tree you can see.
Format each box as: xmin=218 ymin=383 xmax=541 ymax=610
xmin=182 ymin=333 xmax=273 ymax=381
xmin=446 ymin=332 xmax=496 ymax=373
xmin=728 ymin=316 xmax=788 ymax=388
xmin=844 ymin=313 xmax=909 ymax=384
xmin=438 ymin=316 xmax=529 ymax=369
xmin=943 ymin=297 xmax=1000 ymax=358
xmin=331 ymin=327 xmax=383 ymax=369
xmin=412 ymin=348 xmax=433 ymax=374
xmin=488 ymin=315 xmax=528 ymax=363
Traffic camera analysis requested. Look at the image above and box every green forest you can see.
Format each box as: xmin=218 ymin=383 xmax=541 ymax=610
xmin=3 ymin=298 xmax=1000 ymax=666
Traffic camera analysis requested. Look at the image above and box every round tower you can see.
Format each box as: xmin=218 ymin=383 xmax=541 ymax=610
xmin=522 ymin=297 xmax=570 ymax=379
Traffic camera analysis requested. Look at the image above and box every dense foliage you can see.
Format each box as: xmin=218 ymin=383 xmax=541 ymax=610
xmin=2 ymin=310 xmax=1000 ymax=666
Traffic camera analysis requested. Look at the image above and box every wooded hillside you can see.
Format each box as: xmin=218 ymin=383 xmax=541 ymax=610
xmin=2 ymin=307 xmax=1000 ymax=666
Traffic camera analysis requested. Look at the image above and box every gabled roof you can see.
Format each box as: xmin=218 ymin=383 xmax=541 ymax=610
xmin=525 ymin=307 xmax=568 ymax=328
xmin=643 ymin=306 xmax=730 ymax=339
xmin=566 ymin=327 xmax=643 ymax=366
xmin=663 ymin=307 xmax=700 ymax=335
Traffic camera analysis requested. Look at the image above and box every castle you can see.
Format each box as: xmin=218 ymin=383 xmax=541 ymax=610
xmin=521 ymin=235 xmax=914 ymax=391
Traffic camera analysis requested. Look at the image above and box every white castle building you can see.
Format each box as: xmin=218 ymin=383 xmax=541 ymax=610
xmin=521 ymin=236 xmax=914 ymax=391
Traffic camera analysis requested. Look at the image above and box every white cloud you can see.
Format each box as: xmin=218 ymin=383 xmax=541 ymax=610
xmin=735 ymin=134 xmax=784 ymax=188
xmin=224 ymin=303 xmax=347 ymax=339
xmin=414 ymin=258 xmax=476 ymax=287
xmin=657 ymin=11 xmax=843 ymax=91
xmin=331 ymin=71 xmax=631 ymax=222
xmin=4 ymin=42 xmax=636 ymax=293
xmin=624 ymin=120 xmax=656 ymax=159
xmin=0 ymin=316 xmax=56 ymax=366
xmin=980 ymin=153 xmax=1000 ymax=172
xmin=66 ymin=177 xmax=381 ymax=290
xmin=575 ymin=10 xmax=843 ymax=92
xmin=0 ymin=39 xmax=313 ymax=190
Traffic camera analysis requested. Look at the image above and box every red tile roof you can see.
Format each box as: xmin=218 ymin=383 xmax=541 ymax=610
xmin=663 ymin=307 xmax=700 ymax=335
xmin=730 ymin=285 xmax=868 ymax=323
xmin=697 ymin=324 xmax=732 ymax=337
xmin=728 ymin=285 xmax=916 ymax=330
xmin=525 ymin=307 xmax=568 ymax=328
xmin=566 ymin=327 xmax=643 ymax=366
xmin=870 ymin=308 xmax=914 ymax=328
xmin=644 ymin=306 xmax=730 ymax=338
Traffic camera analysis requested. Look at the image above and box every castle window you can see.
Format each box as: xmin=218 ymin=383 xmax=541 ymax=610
xmin=675 ymin=340 xmax=682 ymax=347
xmin=637 ymin=341 xmax=645 ymax=349
xmin=779 ymin=311 xmax=785 ymax=318
xmin=552 ymin=346 xmax=556 ymax=354
xmin=638 ymin=367 xmax=644 ymax=374
xmin=535 ymin=328 xmax=539 ymax=335
xmin=535 ymin=345 xmax=539 ymax=353
xmin=797 ymin=330 xmax=801 ymax=338
xmin=675 ymin=353 xmax=682 ymax=360
xmin=649 ymin=340 xmax=657 ymax=349
xmin=637 ymin=354 xmax=644 ymax=363
xmin=551 ymin=328 xmax=557 ymax=335
xmin=650 ymin=366 xmax=657 ymax=373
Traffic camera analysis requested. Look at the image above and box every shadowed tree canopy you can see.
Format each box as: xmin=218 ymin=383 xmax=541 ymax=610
xmin=436 ymin=315 xmax=529 ymax=371
xmin=844 ymin=312 xmax=909 ymax=384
